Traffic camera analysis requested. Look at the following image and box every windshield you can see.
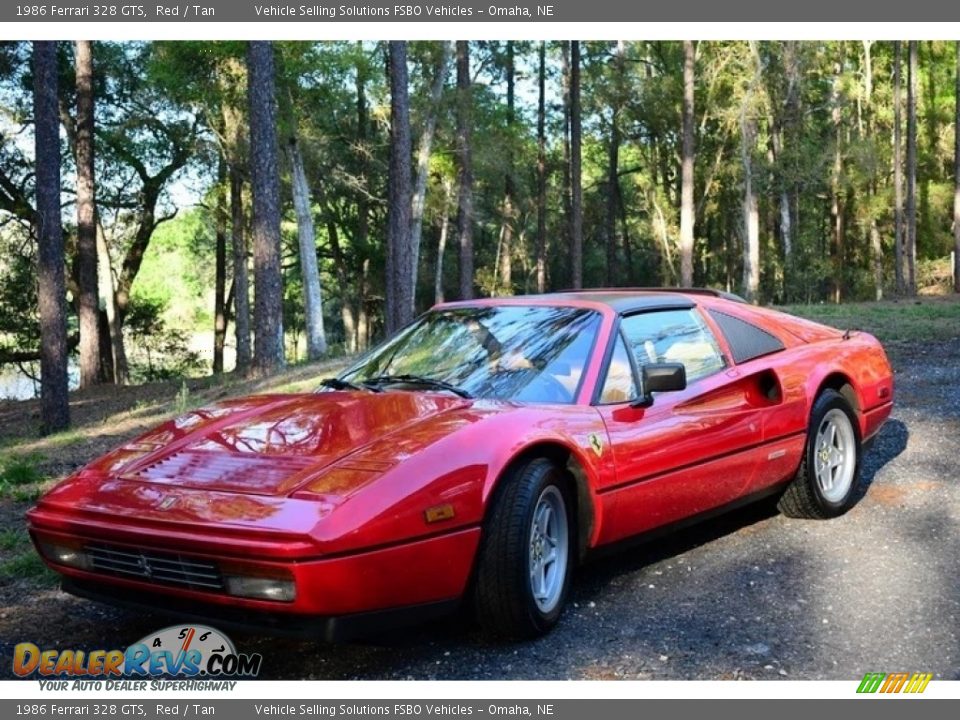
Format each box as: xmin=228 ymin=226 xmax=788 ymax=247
xmin=339 ymin=305 xmax=601 ymax=404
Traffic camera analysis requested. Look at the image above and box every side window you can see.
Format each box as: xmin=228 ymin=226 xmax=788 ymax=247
xmin=708 ymin=310 xmax=785 ymax=364
xmin=620 ymin=309 xmax=725 ymax=384
xmin=599 ymin=336 xmax=638 ymax=404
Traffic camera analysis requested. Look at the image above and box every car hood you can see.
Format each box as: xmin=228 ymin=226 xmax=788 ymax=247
xmin=89 ymin=391 xmax=472 ymax=497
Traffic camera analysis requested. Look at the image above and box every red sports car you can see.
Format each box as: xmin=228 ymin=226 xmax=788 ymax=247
xmin=28 ymin=289 xmax=894 ymax=639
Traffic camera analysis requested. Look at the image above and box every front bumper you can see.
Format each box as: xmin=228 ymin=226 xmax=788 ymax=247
xmin=61 ymin=577 xmax=461 ymax=640
xmin=28 ymin=521 xmax=481 ymax=624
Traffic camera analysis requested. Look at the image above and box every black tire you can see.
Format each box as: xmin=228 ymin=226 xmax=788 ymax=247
xmin=473 ymin=457 xmax=575 ymax=639
xmin=778 ymin=388 xmax=862 ymax=519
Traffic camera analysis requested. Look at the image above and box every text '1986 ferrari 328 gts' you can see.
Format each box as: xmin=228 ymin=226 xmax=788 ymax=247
xmin=28 ymin=289 xmax=893 ymax=640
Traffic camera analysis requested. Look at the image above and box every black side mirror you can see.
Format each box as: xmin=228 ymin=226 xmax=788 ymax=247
xmin=632 ymin=362 xmax=687 ymax=408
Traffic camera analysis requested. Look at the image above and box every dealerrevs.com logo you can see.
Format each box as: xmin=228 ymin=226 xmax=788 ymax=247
xmin=13 ymin=625 xmax=262 ymax=689
xmin=856 ymin=672 xmax=933 ymax=694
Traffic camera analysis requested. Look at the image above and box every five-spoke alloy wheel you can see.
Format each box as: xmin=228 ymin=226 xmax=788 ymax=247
xmin=779 ymin=388 xmax=862 ymax=519
xmin=474 ymin=457 xmax=575 ymax=638
xmin=528 ymin=485 xmax=570 ymax=614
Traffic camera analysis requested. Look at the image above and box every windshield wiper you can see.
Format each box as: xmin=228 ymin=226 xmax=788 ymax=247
xmin=361 ymin=374 xmax=473 ymax=399
xmin=319 ymin=377 xmax=383 ymax=393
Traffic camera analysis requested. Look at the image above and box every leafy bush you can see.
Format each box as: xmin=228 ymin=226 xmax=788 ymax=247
xmin=917 ymin=256 xmax=954 ymax=295
xmin=124 ymin=296 xmax=205 ymax=382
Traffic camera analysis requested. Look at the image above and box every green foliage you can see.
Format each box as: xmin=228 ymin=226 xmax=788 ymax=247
xmin=10 ymin=485 xmax=41 ymax=503
xmin=2 ymin=39 xmax=959 ymax=388
xmin=0 ymin=528 xmax=28 ymax=551
xmin=0 ymin=453 xmax=46 ymax=503
xmin=0 ymin=453 xmax=44 ymax=488
xmin=0 ymin=550 xmax=58 ymax=586
xmin=0 ymin=232 xmax=39 ymax=356
xmin=125 ymin=296 xmax=204 ymax=382
xmin=135 ymin=207 xmax=216 ymax=328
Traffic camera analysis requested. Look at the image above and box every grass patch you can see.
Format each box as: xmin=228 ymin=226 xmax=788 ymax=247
xmin=0 ymin=453 xmax=46 ymax=501
xmin=0 ymin=549 xmax=58 ymax=586
xmin=0 ymin=453 xmax=44 ymax=487
xmin=173 ymin=380 xmax=192 ymax=415
xmin=272 ymin=376 xmax=328 ymax=394
xmin=40 ymin=427 xmax=88 ymax=449
xmin=779 ymin=297 xmax=960 ymax=345
xmin=0 ymin=528 xmax=28 ymax=551
xmin=10 ymin=485 xmax=41 ymax=503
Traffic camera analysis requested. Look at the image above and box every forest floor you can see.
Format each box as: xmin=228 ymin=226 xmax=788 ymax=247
xmin=1 ymin=295 xmax=959 ymax=680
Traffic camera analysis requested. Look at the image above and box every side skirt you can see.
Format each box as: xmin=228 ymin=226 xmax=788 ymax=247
xmin=585 ymin=481 xmax=789 ymax=562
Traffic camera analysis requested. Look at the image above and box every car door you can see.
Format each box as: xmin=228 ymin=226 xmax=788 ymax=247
xmin=594 ymin=307 xmax=776 ymax=545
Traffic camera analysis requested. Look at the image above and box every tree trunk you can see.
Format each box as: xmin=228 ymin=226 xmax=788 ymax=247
xmin=324 ymin=207 xmax=355 ymax=353
xmin=219 ymin=59 xmax=251 ymax=373
xmin=680 ymin=40 xmax=696 ymax=288
xmin=760 ymin=42 xmax=790 ymax=298
xmin=741 ymin=145 xmax=760 ymax=302
xmin=780 ymin=41 xmax=801 ymax=276
xmin=894 ymin=41 xmax=906 ymax=296
xmin=96 ymin=223 xmax=128 ymax=384
xmin=455 ymin=41 xmax=474 ymax=300
xmin=830 ymin=57 xmax=844 ymax=304
xmin=954 ymin=41 xmax=960 ymax=293
xmin=604 ymin=41 xmax=625 ymax=287
xmin=357 ymin=258 xmax=371 ymax=350
xmin=353 ymin=43 xmax=369 ymax=351
xmin=96 ymin=311 xmax=114 ymax=383
xmin=247 ymin=41 xmax=284 ymax=375
xmin=386 ymin=41 xmax=414 ymax=334
xmin=74 ymin=40 xmax=99 ymax=389
xmin=288 ymin=134 xmax=327 ymax=359
xmin=651 ymin=190 xmax=676 ymax=284
xmin=497 ymin=41 xmax=517 ymax=295
xmin=410 ymin=42 xmax=450 ymax=310
xmin=561 ymin=42 xmax=573 ymax=289
xmin=213 ymin=158 xmax=227 ymax=373
xmin=230 ymin=165 xmax=251 ymax=373
xmin=33 ymin=41 xmax=70 ymax=433
xmin=779 ymin=192 xmax=792 ymax=260
xmin=605 ymin=116 xmax=620 ymax=286
xmin=617 ymin=182 xmax=634 ymax=280
xmin=741 ymin=44 xmax=761 ymax=303
xmin=536 ymin=41 xmax=548 ymax=294
xmin=435 ymin=178 xmax=453 ymax=305
xmin=570 ymin=41 xmax=584 ymax=290
xmin=862 ymin=40 xmax=884 ymax=301
xmin=906 ymin=40 xmax=918 ymax=296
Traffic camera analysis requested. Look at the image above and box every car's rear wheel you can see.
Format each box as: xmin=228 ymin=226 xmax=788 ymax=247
xmin=778 ymin=388 xmax=861 ymax=519
xmin=473 ymin=457 xmax=574 ymax=638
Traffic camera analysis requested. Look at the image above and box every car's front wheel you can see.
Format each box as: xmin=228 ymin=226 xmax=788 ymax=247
xmin=778 ymin=388 xmax=861 ymax=519
xmin=473 ymin=457 xmax=574 ymax=638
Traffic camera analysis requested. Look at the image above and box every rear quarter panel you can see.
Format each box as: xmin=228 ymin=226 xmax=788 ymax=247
xmin=700 ymin=298 xmax=894 ymax=442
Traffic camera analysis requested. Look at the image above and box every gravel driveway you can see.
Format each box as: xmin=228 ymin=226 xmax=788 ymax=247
xmin=3 ymin=340 xmax=958 ymax=681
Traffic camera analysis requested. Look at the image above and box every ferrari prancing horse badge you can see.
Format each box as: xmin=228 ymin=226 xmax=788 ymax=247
xmin=588 ymin=433 xmax=603 ymax=457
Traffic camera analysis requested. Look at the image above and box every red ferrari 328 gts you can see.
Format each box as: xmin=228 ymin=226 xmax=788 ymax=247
xmin=28 ymin=289 xmax=894 ymax=639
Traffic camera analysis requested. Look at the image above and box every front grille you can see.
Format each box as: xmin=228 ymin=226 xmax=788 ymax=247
xmin=87 ymin=544 xmax=224 ymax=592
